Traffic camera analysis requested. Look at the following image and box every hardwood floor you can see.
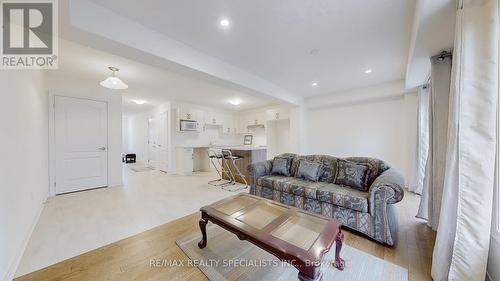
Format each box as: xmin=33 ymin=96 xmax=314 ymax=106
xmin=15 ymin=192 xmax=435 ymax=281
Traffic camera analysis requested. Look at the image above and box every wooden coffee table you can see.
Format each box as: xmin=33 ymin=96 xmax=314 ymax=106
xmin=198 ymin=193 xmax=344 ymax=281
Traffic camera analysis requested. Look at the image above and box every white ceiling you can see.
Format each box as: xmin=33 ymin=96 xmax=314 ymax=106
xmin=49 ymin=40 xmax=275 ymax=115
xmin=88 ymin=0 xmax=416 ymax=97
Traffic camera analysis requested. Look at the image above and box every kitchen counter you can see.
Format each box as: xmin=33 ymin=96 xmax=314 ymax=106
xmin=176 ymin=145 xmax=267 ymax=151
xmin=216 ymin=146 xmax=267 ymax=151
xmin=175 ymin=145 xmax=210 ymax=148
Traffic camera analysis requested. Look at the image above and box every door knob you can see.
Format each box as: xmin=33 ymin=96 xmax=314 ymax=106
xmin=98 ymin=147 xmax=106 ymax=151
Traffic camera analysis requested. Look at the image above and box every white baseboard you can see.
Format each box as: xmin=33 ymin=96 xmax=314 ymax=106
xmin=3 ymin=201 xmax=45 ymax=281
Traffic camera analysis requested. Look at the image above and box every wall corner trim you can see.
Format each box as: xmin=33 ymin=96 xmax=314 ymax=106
xmin=4 ymin=202 xmax=45 ymax=281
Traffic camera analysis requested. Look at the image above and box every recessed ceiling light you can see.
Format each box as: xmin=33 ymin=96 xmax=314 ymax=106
xmin=311 ymin=82 xmax=318 ymax=87
xmin=364 ymin=69 xmax=373 ymax=74
xmin=132 ymin=100 xmax=147 ymax=105
xmin=219 ymin=18 xmax=230 ymax=28
xmin=228 ymin=99 xmax=242 ymax=106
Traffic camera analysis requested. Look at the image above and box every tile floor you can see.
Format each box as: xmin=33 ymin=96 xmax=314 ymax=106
xmin=15 ymin=165 xmax=244 ymax=277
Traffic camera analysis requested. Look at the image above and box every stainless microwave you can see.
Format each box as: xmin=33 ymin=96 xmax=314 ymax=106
xmin=180 ymin=120 xmax=199 ymax=131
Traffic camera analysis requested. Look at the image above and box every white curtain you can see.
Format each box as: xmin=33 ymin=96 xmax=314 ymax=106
xmin=410 ymin=85 xmax=430 ymax=195
xmin=416 ymin=55 xmax=452 ymax=230
xmin=431 ymin=0 xmax=499 ymax=280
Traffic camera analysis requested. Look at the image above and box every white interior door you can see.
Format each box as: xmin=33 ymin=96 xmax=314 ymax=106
xmin=55 ymin=96 xmax=108 ymax=194
xmin=147 ymin=115 xmax=159 ymax=168
xmin=147 ymin=111 xmax=169 ymax=171
xmin=156 ymin=111 xmax=169 ymax=172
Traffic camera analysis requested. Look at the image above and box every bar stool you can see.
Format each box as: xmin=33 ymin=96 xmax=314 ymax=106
xmin=221 ymin=149 xmax=248 ymax=191
xmin=207 ymin=148 xmax=232 ymax=187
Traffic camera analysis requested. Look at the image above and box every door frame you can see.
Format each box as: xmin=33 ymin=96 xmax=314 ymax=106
xmin=48 ymin=94 xmax=110 ymax=196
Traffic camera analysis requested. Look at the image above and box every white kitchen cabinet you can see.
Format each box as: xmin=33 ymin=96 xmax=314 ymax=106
xmin=266 ymin=107 xmax=290 ymax=121
xmin=175 ymin=147 xmax=194 ymax=175
xmin=222 ymin=122 xmax=232 ymax=134
xmin=239 ymin=115 xmax=252 ymax=133
xmin=221 ymin=116 xmax=233 ymax=134
xmin=221 ymin=114 xmax=240 ymax=134
xmin=178 ymin=106 xmax=202 ymax=122
xmin=233 ymin=120 xmax=239 ymax=134
xmin=205 ymin=112 xmax=223 ymax=126
xmin=175 ymin=147 xmax=212 ymax=175
xmin=245 ymin=111 xmax=266 ymax=127
xmin=176 ymin=106 xmax=203 ymax=132
xmin=238 ymin=111 xmax=265 ymax=133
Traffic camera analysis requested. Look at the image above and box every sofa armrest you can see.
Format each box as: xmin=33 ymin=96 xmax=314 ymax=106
xmin=369 ymin=168 xmax=405 ymax=211
xmin=368 ymin=168 xmax=404 ymax=245
xmin=247 ymin=160 xmax=273 ymax=187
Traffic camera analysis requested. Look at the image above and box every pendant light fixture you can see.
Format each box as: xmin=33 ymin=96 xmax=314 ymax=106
xmin=100 ymin=66 xmax=128 ymax=90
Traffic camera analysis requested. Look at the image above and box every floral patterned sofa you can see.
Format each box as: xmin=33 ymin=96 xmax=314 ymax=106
xmin=247 ymin=153 xmax=405 ymax=246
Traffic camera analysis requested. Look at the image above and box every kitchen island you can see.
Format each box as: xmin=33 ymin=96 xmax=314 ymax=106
xmin=175 ymin=146 xmax=267 ymax=183
xmin=220 ymin=147 xmax=267 ymax=185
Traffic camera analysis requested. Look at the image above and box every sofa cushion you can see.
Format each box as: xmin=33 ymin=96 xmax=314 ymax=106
xmin=313 ymin=155 xmax=339 ymax=183
xmin=257 ymin=175 xmax=293 ymax=189
xmin=282 ymin=178 xmax=327 ymax=199
xmin=291 ymin=155 xmax=315 ymax=177
xmin=317 ymin=184 xmax=369 ymax=213
xmin=335 ymin=159 xmax=370 ymax=191
xmin=345 ymin=157 xmax=390 ymax=186
xmin=296 ymin=159 xmax=321 ymax=182
xmin=283 ymin=154 xmax=339 ymax=183
xmin=256 ymin=176 xmax=327 ymax=200
xmin=271 ymin=157 xmax=292 ymax=176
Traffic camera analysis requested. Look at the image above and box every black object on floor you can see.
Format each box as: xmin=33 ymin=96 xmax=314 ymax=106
xmin=125 ymin=154 xmax=136 ymax=163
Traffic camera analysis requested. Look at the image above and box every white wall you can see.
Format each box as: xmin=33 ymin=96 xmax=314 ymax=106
xmin=306 ymin=81 xmax=418 ymax=183
xmin=122 ymin=116 xmax=128 ymax=152
xmin=0 ymin=71 xmax=48 ymax=281
xmin=46 ymin=74 xmax=123 ymax=189
xmin=266 ymin=119 xmax=291 ymax=158
xmin=289 ymin=105 xmax=309 ymax=154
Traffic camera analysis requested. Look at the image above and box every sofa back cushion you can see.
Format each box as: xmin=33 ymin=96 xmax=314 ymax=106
xmin=296 ymin=159 xmax=321 ymax=182
xmin=272 ymin=154 xmax=390 ymax=187
xmin=290 ymin=154 xmax=315 ymax=177
xmin=275 ymin=153 xmax=338 ymax=183
xmin=344 ymin=157 xmax=390 ymax=186
xmin=313 ymin=155 xmax=339 ymax=183
xmin=334 ymin=159 xmax=370 ymax=191
xmin=271 ymin=157 xmax=292 ymax=176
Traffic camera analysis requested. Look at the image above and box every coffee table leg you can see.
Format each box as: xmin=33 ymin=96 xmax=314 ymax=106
xmin=333 ymin=229 xmax=345 ymax=270
xmin=298 ymin=271 xmax=322 ymax=281
xmin=198 ymin=218 xmax=208 ymax=249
